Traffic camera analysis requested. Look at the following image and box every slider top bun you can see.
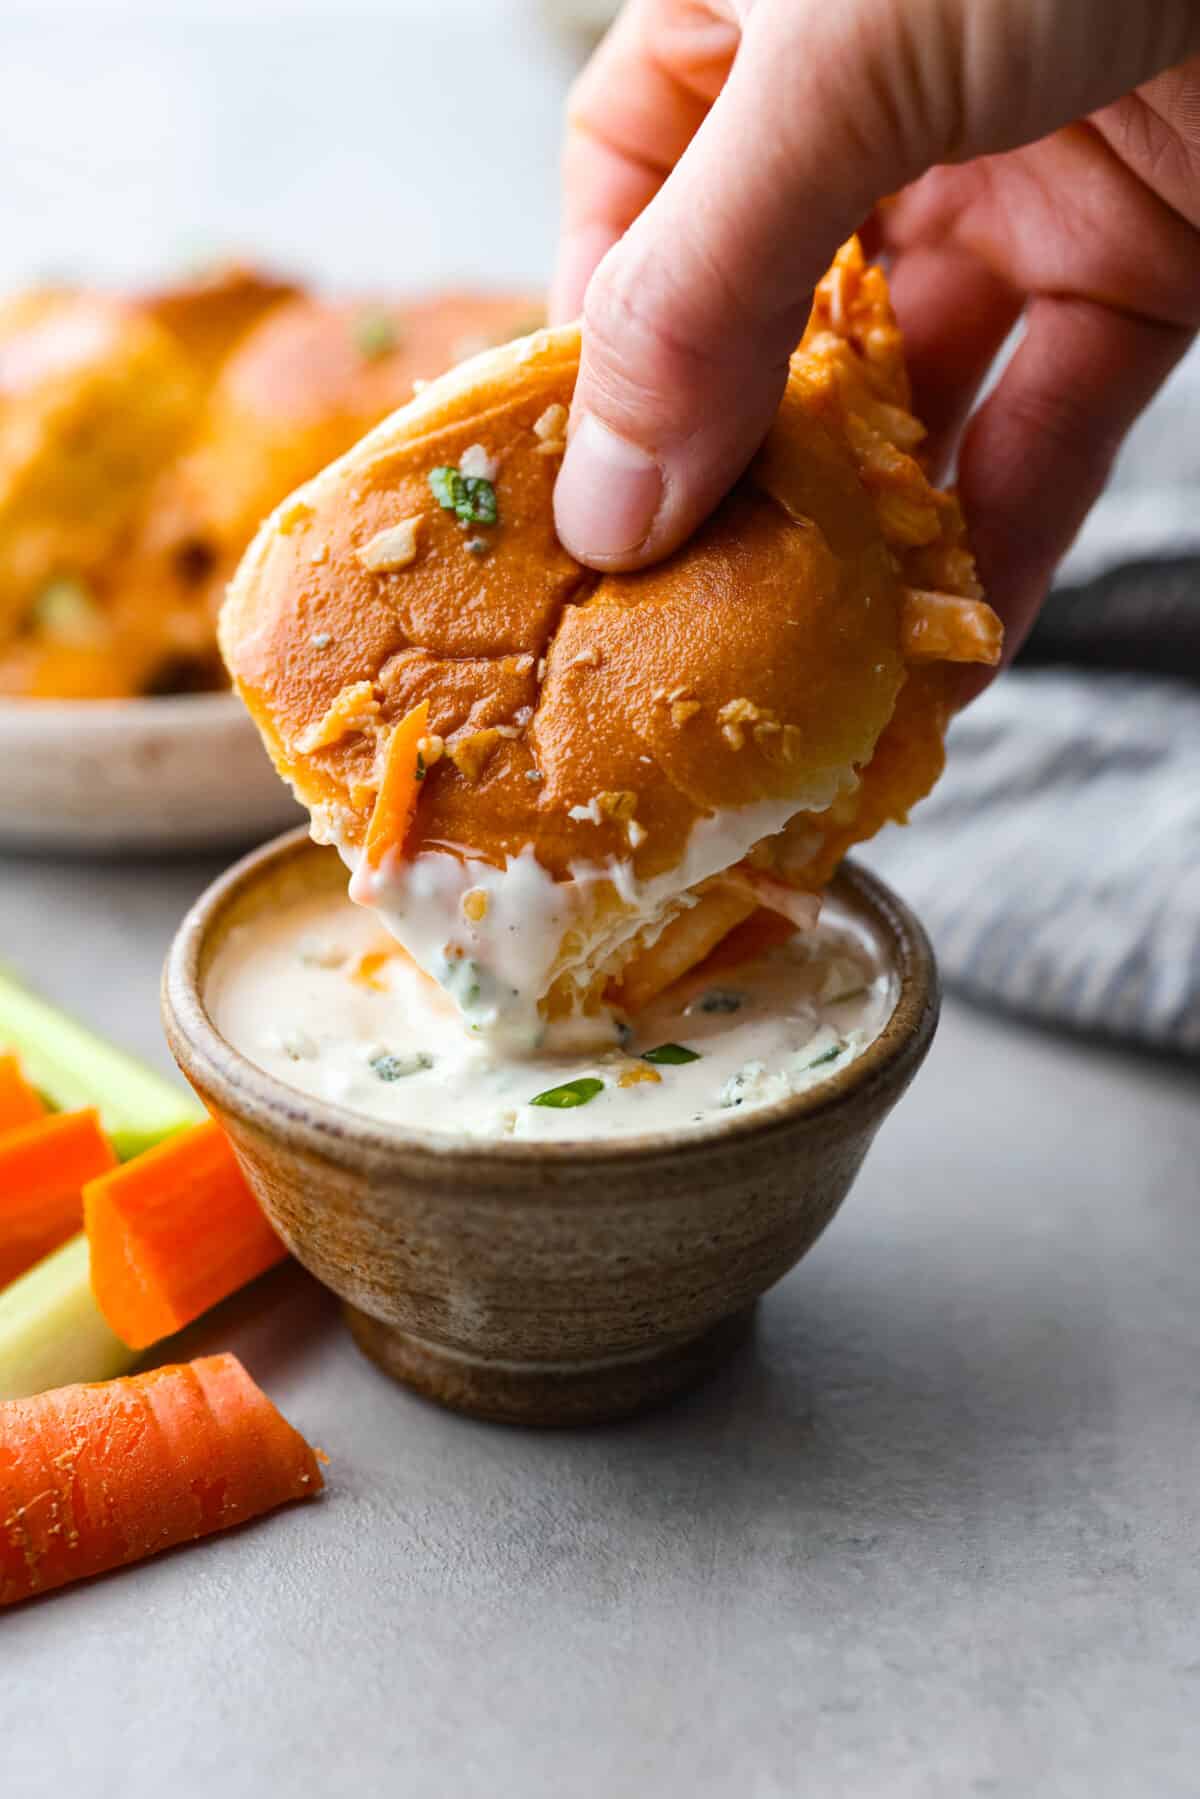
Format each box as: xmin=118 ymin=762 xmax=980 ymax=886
xmin=0 ymin=279 xmax=539 ymax=698
xmin=222 ymin=239 xmax=1001 ymax=907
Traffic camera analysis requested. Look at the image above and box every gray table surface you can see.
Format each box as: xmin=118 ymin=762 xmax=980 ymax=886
xmin=3 ymin=845 xmax=1199 ymax=1798
xmin=5 ymin=6 xmax=1200 ymax=1793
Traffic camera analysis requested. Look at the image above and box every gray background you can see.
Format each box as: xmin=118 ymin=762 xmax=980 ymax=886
xmin=4 ymin=6 xmax=1200 ymax=1794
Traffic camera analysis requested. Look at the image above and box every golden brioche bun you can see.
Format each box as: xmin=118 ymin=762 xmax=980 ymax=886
xmin=222 ymin=240 xmax=1000 ymax=1034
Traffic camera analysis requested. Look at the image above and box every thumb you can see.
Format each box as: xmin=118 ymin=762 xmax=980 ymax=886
xmin=553 ymin=1 xmax=932 ymax=568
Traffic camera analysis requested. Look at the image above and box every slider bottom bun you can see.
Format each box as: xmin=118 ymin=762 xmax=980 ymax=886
xmin=222 ymin=240 xmax=1002 ymax=1050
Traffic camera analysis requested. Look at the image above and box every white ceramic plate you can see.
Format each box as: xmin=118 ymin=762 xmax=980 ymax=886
xmin=0 ymin=693 xmax=302 ymax=853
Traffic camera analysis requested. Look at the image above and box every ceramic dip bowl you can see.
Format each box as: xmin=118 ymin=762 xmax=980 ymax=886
xmin=163 ymin=829 xmax=938 ymax=1426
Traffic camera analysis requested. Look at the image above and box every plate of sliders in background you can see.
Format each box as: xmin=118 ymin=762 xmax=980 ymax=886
xmin=0 ymin=263 xmax=540 ymax=851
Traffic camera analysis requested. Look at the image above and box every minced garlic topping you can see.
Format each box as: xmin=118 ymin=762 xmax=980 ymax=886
xmin=356 ymin=517 xmax=422 ymax=572
xmin=298 ymin=681 xmax=380 ymax=753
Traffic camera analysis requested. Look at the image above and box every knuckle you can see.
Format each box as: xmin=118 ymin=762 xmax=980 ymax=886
xmin=583 ymin=256 xmax=723 ymax=384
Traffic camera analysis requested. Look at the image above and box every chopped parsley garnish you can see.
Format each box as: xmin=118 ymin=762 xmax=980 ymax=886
xmin=806 ymin=1043 xmax=844 ymax=1070
xmin=443 ymin=956 xmax=485 ymax=1011
xmin=369 ymin=1050 xmax=433 ymax=1082
xmin=428 ymin=465 xmax=498 ymax=526
xmin=352 ymin=312 xmax=401 ymax=359
xmin=642 ymin=1043 xmax=701 ymax=1066
xmin=415 ymin=751 xmax=426 ymax=782
xmin=530 ymin=1076 xmax=604 ymax=1110
xmin=694 ymin=990 xmax=743 ymax=1015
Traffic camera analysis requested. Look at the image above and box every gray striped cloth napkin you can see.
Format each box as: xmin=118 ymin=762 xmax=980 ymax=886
xmin=862 ymin=342 xmax=1200 ymax=1057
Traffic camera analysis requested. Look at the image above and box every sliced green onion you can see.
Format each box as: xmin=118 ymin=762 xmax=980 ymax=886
xmin=530 ymin=1076 xmax=604 ymax=1110
xmin=806 ymin=1043 xmax=844 ymax=1070
xmin=428 ymin=466 xmax=499 ymax=526
xmin=642 ymin=1043 xmax=701 ymax=1066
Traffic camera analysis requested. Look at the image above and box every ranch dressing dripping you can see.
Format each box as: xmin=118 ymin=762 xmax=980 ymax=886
xmin=345 ymin=780 xmax=856 ymax=1054
xmin=209 ymin=888 xmax=895 ymax=1143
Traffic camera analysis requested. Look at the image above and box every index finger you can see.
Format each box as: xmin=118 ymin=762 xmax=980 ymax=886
xmin=551 ymin=0 xmax=736 ymax=321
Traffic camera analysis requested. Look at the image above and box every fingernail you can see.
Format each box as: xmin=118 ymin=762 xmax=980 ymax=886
xmin=554 ymin=413 xmax=662 ymax=560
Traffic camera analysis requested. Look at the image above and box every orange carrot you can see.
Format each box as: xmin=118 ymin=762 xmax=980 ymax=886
xmin=349 ymin=945 xmax=396 ymax=991
xmin=364 ymin=699 xmax=430 ymax=868
xmin=0 ymin=1053 xmax=45 ymax=1134
xmin=83 ymin=1119 xmax=286 ymax=1350
xmin=0 ymin=1354 xmax=323 ymax=1605
xmin=0 ymin=1110 xmax=116 ymax=1290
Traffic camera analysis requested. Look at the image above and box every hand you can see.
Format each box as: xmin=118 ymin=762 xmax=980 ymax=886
xmin=550 ymin=0 xmax=1200 ymax=658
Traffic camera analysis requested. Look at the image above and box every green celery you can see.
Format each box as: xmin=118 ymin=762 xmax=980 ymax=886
xmin=0 ymin=964 xmax=202 ymax=1159
xmin=0 ymin=1236 xmax=136 ymax=1401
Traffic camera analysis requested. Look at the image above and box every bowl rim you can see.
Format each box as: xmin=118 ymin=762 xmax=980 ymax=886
xmin=0 ymin=690 xmax=245 ymax=727
xmin=162 ymin=825 xmax=939 ymax=1175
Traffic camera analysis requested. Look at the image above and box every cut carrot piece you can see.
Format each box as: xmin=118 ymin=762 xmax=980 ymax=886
xmin=84 ymin=1119 xmax=286 ymax=1350
xmin=900 ymin=588 xmax=1003 ymax=666
xmin=364 ymin=699 xmax=430 ymax=869
xmin=0 ymin=1110 xmax=117 ymax=1291
xmin=0 ymin=1353 xmax=324 ymax=1606
xmin=0 ymin=1052 xmax=45 ymax=1133
xmin=350 ymin=945 xmax=395 ymax=991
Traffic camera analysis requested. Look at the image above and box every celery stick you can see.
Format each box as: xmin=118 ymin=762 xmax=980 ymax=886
xmin=0 ymin=1236 xmax=136 ymax=1400
xmin=0 ymin=963 xmax=202 ymax=1159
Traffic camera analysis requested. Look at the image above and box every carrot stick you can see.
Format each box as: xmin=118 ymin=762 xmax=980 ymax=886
xmin=0 ymin=1052 xmax=45 ymax=1133
xmin=84 ymin=1119 xmax=287 ymax=1351
xmin=0 ymin=1354 xmax=324 ymax=1606
xmin=364 ymin=699 xmax=430 ymax=868
xmin=0 ymin=1110 xmax=117 ymax=1291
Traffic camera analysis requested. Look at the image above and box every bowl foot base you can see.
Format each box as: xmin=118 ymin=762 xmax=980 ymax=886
xmin=343 ymin=1303 xmax=758 ymax=1427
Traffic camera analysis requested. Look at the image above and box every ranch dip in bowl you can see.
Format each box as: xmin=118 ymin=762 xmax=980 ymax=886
xmin=207 ymin=883 xmax=895 ymax=1144
xmin=163 ymin=828 xmax=937 ymax=1425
